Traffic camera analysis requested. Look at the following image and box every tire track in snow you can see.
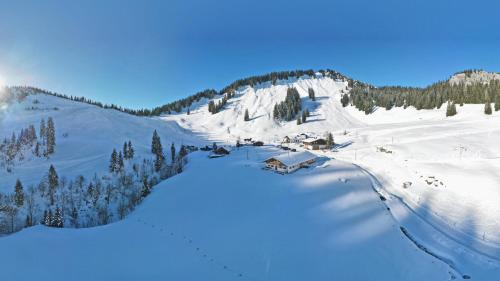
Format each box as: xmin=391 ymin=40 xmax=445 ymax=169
xmin=353 ymin=164 xmax=467 ymax=280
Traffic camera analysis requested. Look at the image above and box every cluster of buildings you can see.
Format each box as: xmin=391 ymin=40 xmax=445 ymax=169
xmin=282 ymin=134 xmax=329 ymax=150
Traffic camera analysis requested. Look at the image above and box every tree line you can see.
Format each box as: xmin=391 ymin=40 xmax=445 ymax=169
xmin=6 ymin=69 xmax=364 ymax=117
xmin=347 ymin=78 xmax=500 ymax=116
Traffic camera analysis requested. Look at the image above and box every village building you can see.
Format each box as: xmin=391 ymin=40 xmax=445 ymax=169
xmin=264 ymin=151 xmax=317 ymax=173
xmin=282 ymin=136 xmax=291 ymax=143
xmin=302 ymin=138 xmax=328 ymax=150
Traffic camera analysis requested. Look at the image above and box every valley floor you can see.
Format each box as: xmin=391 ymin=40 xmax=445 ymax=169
xmin=0 ymin=147 xmax=454 ymax=281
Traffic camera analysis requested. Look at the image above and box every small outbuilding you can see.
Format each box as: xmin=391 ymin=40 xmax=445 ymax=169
xmin=303 ymin=138 xmax=328 ymax=150
xmin=264 ymin=151 xmax=317 ymax=173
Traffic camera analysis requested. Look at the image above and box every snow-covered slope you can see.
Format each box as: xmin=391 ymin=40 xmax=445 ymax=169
xmin=0 ymin=91 xmax=199 ymax=192
xmin=162 ymin=74 xmax=500 ymax=278
xmin=2 ymin=72 xmax=500 ymax=280
xmin=0 ymin=148 xmax=453 ymax=281
xmin=165 ymin=75 xmax=362 ymax=143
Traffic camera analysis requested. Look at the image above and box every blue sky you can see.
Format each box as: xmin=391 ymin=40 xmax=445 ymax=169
xmin=0 ymin=0 xmax=499 ymax=109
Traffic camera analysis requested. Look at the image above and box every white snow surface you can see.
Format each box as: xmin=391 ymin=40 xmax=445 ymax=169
xmin=2 ymin=75 xmax=500 ymax=280
xmin=162 ymin=75 xmax=500 ymax=279
xmin=0 ymin=148 xmax=451 ymax=281
xmin=0 ymin=93 xmax=200 ymax=191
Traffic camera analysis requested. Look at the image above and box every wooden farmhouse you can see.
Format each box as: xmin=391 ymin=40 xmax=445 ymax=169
xmin=264 ymin=151 xmax=317 ymax=173
xmin=302 ymin=138 xmax=328 ymax=150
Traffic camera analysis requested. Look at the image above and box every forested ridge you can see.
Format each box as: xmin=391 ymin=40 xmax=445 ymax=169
xmin=4 ymin=69 xmax=361 ymax=116
xmin=347 ymin=70 xmax=500 ymax=115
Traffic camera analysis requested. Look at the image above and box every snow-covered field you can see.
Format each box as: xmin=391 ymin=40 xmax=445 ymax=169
xmin=2 ymin=74 xmax=500 ymax=280
xmin=0 ymin=148 xmax=453 ymax=281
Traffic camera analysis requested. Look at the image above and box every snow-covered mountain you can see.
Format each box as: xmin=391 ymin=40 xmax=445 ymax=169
xmin=1 ymin=70 xmax=500 ymax=280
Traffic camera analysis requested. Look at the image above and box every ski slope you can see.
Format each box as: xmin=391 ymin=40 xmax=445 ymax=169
xmin=0 ymin=147 xmax=452 ymax=281
xmin=0 ymin=92 xmax=200 ymax=192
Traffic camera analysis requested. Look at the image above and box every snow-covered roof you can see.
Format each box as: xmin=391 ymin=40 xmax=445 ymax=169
xmin=265 ymin=151 xmax=316 ymax=167
xmin=302 ymin=138 xmax=326 ymax=144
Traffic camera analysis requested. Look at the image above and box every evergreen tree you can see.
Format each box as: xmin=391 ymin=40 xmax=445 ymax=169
xmin=305 ymin=109 xmax=310 ymax=117
xmin=179 ymin=145 xmax=188 ymax=158
xmin=43 ymin=210 xmax=51 ymax=226
xmin=485 ymin=102 xmax=492 ymax=115
xmin=151 ymin=130 xmax=161 ymax=155
xmin=154 ymin=153 xmax=164 ymax=172
xmin=495 ymin=94 xmax=500 ymax=111
xmin=446 ymin=102 xmax=457 ymax=117
xmin=47 ymin=210 xmax=54 ymax=226
xmin=53 ymin=207 xmax=63 ymax=228
xmin=127 ymin=140 xmax=134 ymax=158
xmin=171 ymin=143 xmax=176 ymax=163
xmin=48 ymin=165 xmax=59 ymax=205
xmin=208 ymin=100 xmax=215 ymax=114
xmin=40 ymin=118 xmax=46 ymax=145
xmin=141 ymin=177 xmax=151 ymax=197
xmin=25 ymin=215 xmax=32 ymax=227
xmin=341 ymin=94 xmax=349 ymax=107
xmin=273 ymin=104 xmax=279 ymax=119
xmin=117 ymin=151 xmax=124 ymax=172
xmin=46 ymin=117 xmax=56 ymax=154
xmin=302 ymin=111 xmax=307 ymax=123
xmin=34 ymin=142 xmax=40 ymax=157
xmin=244 ymin=109 xmax=250 ymax=121
xmin=14 ymin=179 xmax=24 ymax=207
xmin=109 ymin=149 xmax=118 ymax=173
xmin=308 ymin=88 xmax=316 ymax=101
xmin=187 ymin=107 xmax=190 ymax=115
xmin=296 ymin=115 xmax=302 ymax=125
xmin=123 ymin=142 xmax=129 ymax=159
xmin=326 ymin=132 xmax=334 ymax=147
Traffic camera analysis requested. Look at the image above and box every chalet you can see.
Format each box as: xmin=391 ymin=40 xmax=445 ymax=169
xmin=264 ymin=151 xmax=316 ymax=173
xmin=282 ymin=136 xmax=291 ymax=143
xmin=303 ymin=138 xmax=328 ymax=150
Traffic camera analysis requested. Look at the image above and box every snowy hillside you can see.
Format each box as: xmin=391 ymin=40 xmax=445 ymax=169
xmin=2 ymin=71 xmax=500 ymax=280
xmin=0 ymin=90 xmax=201 ymax=231
xmin=164 ymin=75 xmax=362 ymax=143
xmin=162 ymin=73 xmax=500 ymax=279
xmin=0 ymin=91 xmax=199 ymax=191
